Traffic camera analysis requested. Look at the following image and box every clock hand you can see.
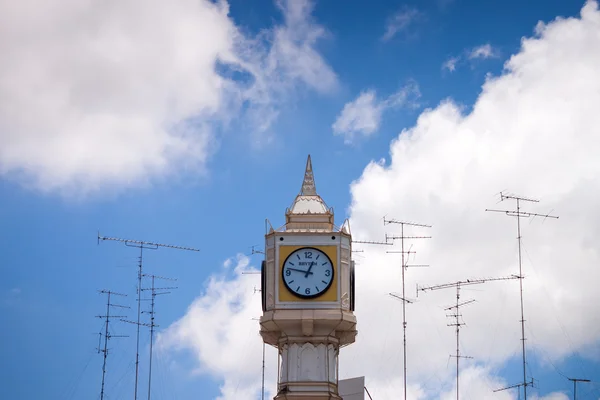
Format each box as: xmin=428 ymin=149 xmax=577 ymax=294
xmin=304 ymin=262 xmax=315 ymax=278
xmin=287 ymin=267 xmax=314 ymax=275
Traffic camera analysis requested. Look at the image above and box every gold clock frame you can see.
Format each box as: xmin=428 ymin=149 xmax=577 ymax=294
xmin=278 ymin=245 xmax=338 ymax=302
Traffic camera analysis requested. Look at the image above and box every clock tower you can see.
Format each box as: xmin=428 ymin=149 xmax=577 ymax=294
xmin=260 ymin=155 xmax=357 ymax=400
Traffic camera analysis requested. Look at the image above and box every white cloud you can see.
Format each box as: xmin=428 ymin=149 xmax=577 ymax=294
xmin=442 ymin=56 xmax=460 ymax=72
xmin=162 ymin=1 xmax=600 ymax=399
xmin=158 ymin=255 xmax=278 ymax=400
xmin=382 ymin=7 xmax=422 ymax=41
xmin=0 ymin=0 xmax=336 ymax=194
xmin=443 ymin=43 xmax=499 ymax=72
xmin=332 ymin=81 xmax=420 ymax=144
xmin=469 ymin=43 xmax=499 ymax=59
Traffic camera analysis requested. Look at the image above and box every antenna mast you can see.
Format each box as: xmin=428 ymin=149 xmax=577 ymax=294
xmin=486 ymin=192 xmax=558 ymax=399
xmin=248 ymin=246 xmax=266 ymax=400
xmin=96 ymin=290 xmax=129 ymax=400
xmin=418 ymin=276 xmax=519 ymax=400
xmin=384 ymin=218 xmax=432 ymax=400
xmin=98 ymin=233 xmax=199 ymax=400
xmin=141 ymin=274 xmax=177 ymax=400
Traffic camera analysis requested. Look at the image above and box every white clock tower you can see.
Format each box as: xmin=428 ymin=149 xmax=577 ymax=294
xmin=260 ymin=155 xmax=357 ymax=400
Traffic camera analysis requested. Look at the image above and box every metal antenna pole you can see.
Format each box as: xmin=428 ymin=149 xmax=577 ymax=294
xmin=446 ymin=285 xmax=475 ymax=400
xmin=418 ymin=276 xmax=519 ymax=400
xmin=384 ymin=218 xmax=432 ymax=400
xmin=568 ymin=378 xmax=590 ymax=400
xmin=97 ymin=290 xmax=129 ymax=400
xmin=486 ymin=192 xmax=558 ymax=399
xmin=98 ymin=233 xmax=199 ymax=400
xmin=262 ymin=341 xmax=266 ymax=400
xmin=141 ymin=274 xmax=177 ymax=400
xmin=248 ymin=247 xmax=267 ymax=400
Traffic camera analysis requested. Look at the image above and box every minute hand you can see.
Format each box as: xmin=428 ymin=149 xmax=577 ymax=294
xmin=288 ymin=267 xmax=313 ymax=275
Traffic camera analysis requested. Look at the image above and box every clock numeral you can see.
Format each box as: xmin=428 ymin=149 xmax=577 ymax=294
xmin=285 ymin=269 xmax=291 ymax=276
xmin=305 ymin=288 xmax=311 ymax=295
xmin=304 ymin=251 xmax=313 ymax=259
xmin=324 ymin=270 xmax=330 ymax=277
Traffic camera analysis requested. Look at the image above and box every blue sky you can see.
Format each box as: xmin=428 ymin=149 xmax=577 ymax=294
xmin=1 ymin=0 xmax=599 ymax=399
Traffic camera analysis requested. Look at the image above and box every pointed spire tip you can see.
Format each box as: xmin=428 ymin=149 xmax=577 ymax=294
xmin=300 ymin=154 xmax=317 ymax=196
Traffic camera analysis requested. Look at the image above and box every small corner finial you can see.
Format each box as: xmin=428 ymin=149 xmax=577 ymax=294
xmin=300 ymin=155 xmax=317 ymax=195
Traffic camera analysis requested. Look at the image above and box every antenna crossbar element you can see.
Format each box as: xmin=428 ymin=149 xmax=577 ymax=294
xmin=499 ymin=192 xmax=539 ymax=203
xmin=250 ymin=245 xmax=266 ymax=255
xmin=98 ymin=233 xmax=200 ymax=252
xmin=389 ymin=292 xmax=414 ymax=304
xmin=352 ymin=240 xmax=392 ymax=246
xmin=383 ymin=217 xmax=432 ymax=400
xmin=98 ymin=233 xmax=198 ymax=400
xmin=387 ymin=234 xmax=432 ymax=240
xmin=418 ymin=276 xmax=519 ymax=293
xmin=97 ymin=290 xmax=129 ymax=400
xmin=485 ymin=208 xmax=559 ymax=220
xmin=494 ymin=379 xmax=534 ymax=393
xmin=445 ymin=299 xmax=476 ymax=311
xmin=486 ymin=193 xmax=558 ymax=400
xmin=384 ymin=218 xmax=432 ymax=228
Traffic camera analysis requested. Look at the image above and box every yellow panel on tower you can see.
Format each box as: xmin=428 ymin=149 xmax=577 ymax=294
xmin=278 ymin=245 xmax=338 ymax=302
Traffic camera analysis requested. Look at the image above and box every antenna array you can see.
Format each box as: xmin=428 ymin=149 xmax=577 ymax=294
xmin=418 ymin=276 xmax=519 ymax=400
xmin=96 ymin=290 xmax=129 ymax=400
xmin=384 ymin=218 xmax=432 ymax=400
xmin=141 ymin=274 xmax=177 ymax=400
xmin=98 ymin=233 xmax=199 ymax=400
xmin=486 ymin=192 xmax=558 ymax=399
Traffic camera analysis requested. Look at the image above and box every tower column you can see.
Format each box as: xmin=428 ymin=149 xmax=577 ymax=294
xmin=276 ymin=337 xmax=340 ymax=399
xmin=260 ymin=155 xmax=357 ymax=400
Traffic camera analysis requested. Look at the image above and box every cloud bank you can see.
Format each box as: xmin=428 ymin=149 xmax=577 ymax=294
xmin=0 ymin=0 xmax=336 ymax=194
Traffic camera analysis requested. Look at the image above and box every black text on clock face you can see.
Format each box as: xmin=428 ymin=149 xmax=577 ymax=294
xmin=283 ymin=248 xmax=333 ymax=298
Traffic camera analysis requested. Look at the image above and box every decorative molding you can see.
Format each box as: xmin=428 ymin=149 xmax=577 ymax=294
xmin=280 ymin=342 xmax=338 ymax=384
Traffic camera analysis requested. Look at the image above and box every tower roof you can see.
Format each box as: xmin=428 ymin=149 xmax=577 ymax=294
xmin=286 ymin=155 xmax=334 ymax=231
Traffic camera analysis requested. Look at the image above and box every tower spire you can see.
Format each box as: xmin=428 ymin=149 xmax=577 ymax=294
xmin=300 ymin=155 xmax=317 ymax=196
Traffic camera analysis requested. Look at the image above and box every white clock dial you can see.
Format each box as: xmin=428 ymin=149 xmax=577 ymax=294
xmin=282 ymin=247 xmax=334 ymax=299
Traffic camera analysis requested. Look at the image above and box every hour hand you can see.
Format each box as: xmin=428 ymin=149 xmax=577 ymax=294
xmin=287 ymin=267 xmax=313 ymax=275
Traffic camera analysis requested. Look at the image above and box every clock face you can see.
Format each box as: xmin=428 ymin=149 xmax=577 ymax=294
xmin=282 ymin=247 xmax=334 ymax=299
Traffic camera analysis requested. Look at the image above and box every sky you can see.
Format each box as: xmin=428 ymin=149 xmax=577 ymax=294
xmin=1 ymin=0 xmax=599 ymax=399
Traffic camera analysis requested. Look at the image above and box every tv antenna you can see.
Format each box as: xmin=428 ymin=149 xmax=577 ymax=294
xmin=384 ymin=218 xmax=432 ymax=400
xmin=251 ymin=317 xmax=267 ymax=400
xmin=418 ymin=276 xmax=519 ymax=400
xmin=96 ymin=290 xmax=129 ymax=400
xmin=568 ymin=377 xmax=591 ymax=400
xmin=248 ymin=247 xmax=266 ymax=400
xmin=98 ymin=233 xmax=199 ymax=400
xmin=141 ymin=274 xmax=177 ymax=400
xmin=486 ymin=192 xmax=558 ymax=399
